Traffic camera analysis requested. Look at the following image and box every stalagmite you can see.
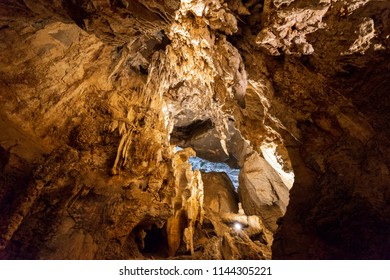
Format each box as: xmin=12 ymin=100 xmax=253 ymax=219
xmin=0 ymin=0 xmax=389 ymax=260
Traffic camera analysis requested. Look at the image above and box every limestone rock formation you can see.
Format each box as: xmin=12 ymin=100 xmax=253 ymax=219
xmin=202 ymin=172 xmax=238 ymax=213
xmin=0 ymin=0 xmax=389 ymax=260
xmin=258 ymin=0 xmax=329 ymax=55
xmin=238 ymin=152 xmax=289 ymax=232
xmin=168 ymin=147 xmax=204 ymax=256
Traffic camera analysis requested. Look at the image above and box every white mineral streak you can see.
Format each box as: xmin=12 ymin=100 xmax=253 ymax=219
xmin=342 ymin=17 xmax=376 ymax=55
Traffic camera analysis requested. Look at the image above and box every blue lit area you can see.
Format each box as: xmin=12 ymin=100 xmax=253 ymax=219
xmin=189 ymin=156 xmax=239 ymax=189
xmin=175 ymin=146 xmax=239 ymax=189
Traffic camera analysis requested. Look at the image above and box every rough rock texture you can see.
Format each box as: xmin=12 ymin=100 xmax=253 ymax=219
xmin=1 ymin=0 xmax=390 ymax=260
xmin=235 ymin=0 xmax=390 ymax=259
xmin=258 ymin=0 xmax=329 ymax=55
xmin=239 ymin=152 xmax=289 ymax=232
xmin=167 ymin=147 xmax=204 ymax=256
xmin=202 ymin=172 xmax=238 ymax=213
xmin=0 ymin=0 xmax=176 ymax=259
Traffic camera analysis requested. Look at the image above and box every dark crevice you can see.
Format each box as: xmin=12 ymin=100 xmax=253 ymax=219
xmin=171 ymin=119 xmax=213 ymax=143
xmin=143 ymin=225 xmax=166 ymax=252
xmin=63 ymin=0 xmax=88 ymax=30
xmin=134 ymin=223 xmax=169 ymax=258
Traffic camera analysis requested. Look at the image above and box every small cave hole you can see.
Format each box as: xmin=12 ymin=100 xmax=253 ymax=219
xmin=139 ymin=65 xmax=148 ymax=75
xmin=136 ymin=224 xmax=169 ymax=258
xmin=249 ymin=232 xmax=268 ymax=245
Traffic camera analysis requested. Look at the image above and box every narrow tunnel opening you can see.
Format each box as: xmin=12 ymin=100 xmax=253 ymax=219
xmin=135 ymin=224 xmax=169 ymax=259
xmin=175 ymin=142 xmax=294 ymax=191
xmin=188 ymin=154 xmax=240 ymax=190
xmin=142 ymin=225 xmax=166 ymax=253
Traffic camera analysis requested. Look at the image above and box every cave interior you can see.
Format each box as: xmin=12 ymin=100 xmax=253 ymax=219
xmin=0 ymin=0 xmax=389 ymax=260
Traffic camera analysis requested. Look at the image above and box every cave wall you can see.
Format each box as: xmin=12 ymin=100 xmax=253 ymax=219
xmin=0 ymin=0 xmax=178 ymax=259
xmin=0 ymin=0 xmax=389 ymax=259
xmin=234 ymin=0 xmax=390 ymax=259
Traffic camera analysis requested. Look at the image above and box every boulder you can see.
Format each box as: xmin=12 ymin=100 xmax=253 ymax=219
xmin=238 ymin=153 xmax=289 ymax=232
xmin=202 ymin=172 xmax=239 ymax=213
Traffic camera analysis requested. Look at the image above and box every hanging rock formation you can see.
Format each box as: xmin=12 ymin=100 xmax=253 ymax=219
xmin=0 ymin=0 xmax=389 ymax=260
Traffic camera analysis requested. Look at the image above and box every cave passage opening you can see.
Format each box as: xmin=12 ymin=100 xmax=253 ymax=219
xmin=169 ymin=110 xmax=294 ymax=237
xmin=188 ymin=154 xmax=240 ymax=189
xmin=136 ymin=224 xmax=169 ymax=259
xmin=175 ymin=143 xmax=294 ymax=191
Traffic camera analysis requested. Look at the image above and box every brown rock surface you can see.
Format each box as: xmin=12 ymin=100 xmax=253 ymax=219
xmin=0 ymin=0 xmax=389 ymax=260
xmin=202 ymin=172 xmax=238 ymax=213
xmin=238 ymin=152 xmax=289 ymax=232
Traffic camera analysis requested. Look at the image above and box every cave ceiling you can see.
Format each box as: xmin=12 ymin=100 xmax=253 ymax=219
xmin=0 ymin=0 xmax=389 ymax=260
